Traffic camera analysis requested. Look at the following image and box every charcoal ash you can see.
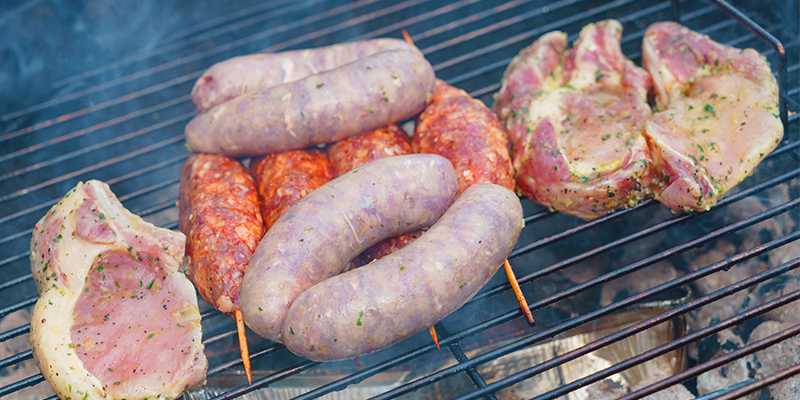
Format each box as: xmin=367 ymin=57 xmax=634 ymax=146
xmin=632 ymin=372 xmax=696 ymax=400
xmin=770 ymin=378 xmax=800 ymax=400
xmin=695 ymin=329 xmax=760 ymax=400
xmin=748 ymin=321 xmax=800 ymax=379
xmin=599 ymin=262 xmax=683 ymax=307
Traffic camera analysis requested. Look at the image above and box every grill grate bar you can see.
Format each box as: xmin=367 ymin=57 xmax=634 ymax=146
xmin=453 ymin=256 xmax=800 ymax=400
xmin=0 ymin=350 xmax=32 ymax=372
xmin=437 ymin=324 xmax=498 ymax=400
xmin=369 ymin=231 xmax=800 ymax=399
xmin=620 ymin=321 xmax=800 ymax=400
xmin=0 ymin=297 xmax=37 ymax=321
xmin=532 ymin=288 xmax=800 ymax=400
xmin=207 ymin=344 xmax=284 ymax=376
xmin=0 ymin=152 xmax=189 ymax=227
xmin=211 ymin=360 xmax=321 ymax=400
xmin=0 ymin=375 xmax=45 ymax=398
xmin=0 ymin=324 xmax=28 ymax=344
xmin=458 ymin=253 xmax=800 ymax=400
xmin=714 ymin=363 xmax=800 ymax=400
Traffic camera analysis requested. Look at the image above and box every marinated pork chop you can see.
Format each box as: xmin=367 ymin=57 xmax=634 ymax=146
xmin=30 ymin=180 xmax=207 ymax=400
xmin=642 ymin=22 xmax=783 ymax=212
xmin=494 ymin=20 xmax=654 ymax=220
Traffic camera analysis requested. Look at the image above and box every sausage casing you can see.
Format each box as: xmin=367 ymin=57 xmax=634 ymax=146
xmin=250 ymin=148 xmax=336 ymax=230
xmin=281 ymin=183 xmax=524 ymax=361
xmin=240 ymin=154 xmax=459 ymax=342
xmin=414 ymin=79 xmax=515 ymax=194
xmin=179 ymin=153 xmax=265 ymax=314
xmin=192 ymin=38 xmax=419 ymax=112
xmin=185 ymin=50 xmax=435 ymax=157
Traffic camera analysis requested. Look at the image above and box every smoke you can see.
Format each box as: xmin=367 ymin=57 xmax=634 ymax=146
xmin=0 ymin=0 xmax=237 ymax=118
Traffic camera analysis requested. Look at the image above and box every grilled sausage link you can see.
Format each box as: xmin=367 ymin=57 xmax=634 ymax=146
xmin=414 ymin=79 xmax=515 ymax=194
xmin=250 ymin=148 xmax=336 ymax=230
xmin=192 ymin=38 xmax=420 ymax=112
xmin=179 ymin=153 xmax=265 ymax=315
xmin=185 ymin=49 xmax=435 ymax=157
xmin=240 ymin=154 xmax=459 ymax=343
xmin=282 ymin=183 xmax=524 ymax=361
xmin=326 ymin=125 xmax=421 ymax=265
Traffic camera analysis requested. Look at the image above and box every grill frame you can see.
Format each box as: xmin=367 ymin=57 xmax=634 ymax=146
xmin=0 ymin=0 xmax=798 ymax=399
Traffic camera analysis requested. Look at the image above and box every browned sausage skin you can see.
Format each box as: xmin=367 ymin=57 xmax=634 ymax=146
xmin=250 ymin=148 xmax=336 ymax=230
xmin=179 ymin=153 xmax=265 ymax=315
xmin=327 ymin=124 xmax=413 ymax=175
xmin=414 ymin=79 xmax=516 ymax=193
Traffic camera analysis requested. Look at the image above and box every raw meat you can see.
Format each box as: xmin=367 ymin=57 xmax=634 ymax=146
xmin=642 ymin=22 xmax=784 ymax=212
xmin=29 ymin=180 xmax=207 ymax=400
xmin=494 ymin=20 xmax=654 ymax=220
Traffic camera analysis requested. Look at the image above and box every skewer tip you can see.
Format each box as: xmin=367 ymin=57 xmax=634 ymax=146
xmin=503 ymin=259 xmax=535 ymax=326
xmin=401 ymin=29 xmax=415 ymax=46
xmin=429 ymin=326 xmax=441 ymax=352
xmin=235 ymin=309 xmax=253 ymax=385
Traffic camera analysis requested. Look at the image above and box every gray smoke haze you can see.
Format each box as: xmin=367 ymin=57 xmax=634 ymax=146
xmin=0 ymin=0 xmax=251 ymax=117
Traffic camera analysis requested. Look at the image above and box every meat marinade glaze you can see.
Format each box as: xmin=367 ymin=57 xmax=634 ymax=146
xmin=493 ymin=20 xmax=655 ymax=220
xmin=192 ymin=38 xmax=420 ymax=112
xmin=641 ymin=22 xmax=783 ymax=212
xmin=185 ymin=49 xmax=435 ymax=157
xmin=240 ymin=154 xmax=459 ymax=343
xmin=281 ymin=183 xmax=524 ymax=361
xmin=30 ymin=181 xmax=207 ymax=400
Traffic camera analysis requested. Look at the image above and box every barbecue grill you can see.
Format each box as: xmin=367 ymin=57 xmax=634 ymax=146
xmin=1 ymin=0 xmax=798 ymax=398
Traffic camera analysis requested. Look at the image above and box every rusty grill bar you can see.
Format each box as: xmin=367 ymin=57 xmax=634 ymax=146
xmin=0 ymin=0 xmax=798 ymax=399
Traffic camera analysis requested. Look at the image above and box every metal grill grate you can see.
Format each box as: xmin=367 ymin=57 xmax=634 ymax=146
xmin=1 ymin=0 xmax=798 ymax=399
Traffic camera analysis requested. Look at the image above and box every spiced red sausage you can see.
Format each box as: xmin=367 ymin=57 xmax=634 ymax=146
xmin=179 ymin=153 xmax=265 ymax=315
xmin=326 ymin=124 xmax=413 ymax=175
xmin=250 ymin=148 xmax=336 ymax=230
xmin=414 ymin=79 xmax=515 ymax=194
xmin=192 ymin=38 xmax=420 ymax=112
xmin=184 ymin=49 xmax=435 ymax=157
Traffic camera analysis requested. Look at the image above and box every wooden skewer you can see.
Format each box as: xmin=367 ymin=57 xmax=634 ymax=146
xmin=235 ymin=309 xmax=253 ymax=385
xmin=504 ymin=260 xmax=534 ymax=325
xmin=429 ymin=326 xmax=441 ymax=352
xmin=401 ymin=29 xmax=414 ymax=45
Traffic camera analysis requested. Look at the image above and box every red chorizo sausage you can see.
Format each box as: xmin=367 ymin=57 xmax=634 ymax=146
xmin=250 ymin=148 xmax=336 ymax=230
xmin=414 ymin=79 xmax=515 ymax=193
xmin=326 ymin=124 xmax=413 ymax=175
xmin=178 ymin=153 xmax=265 ymax=315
